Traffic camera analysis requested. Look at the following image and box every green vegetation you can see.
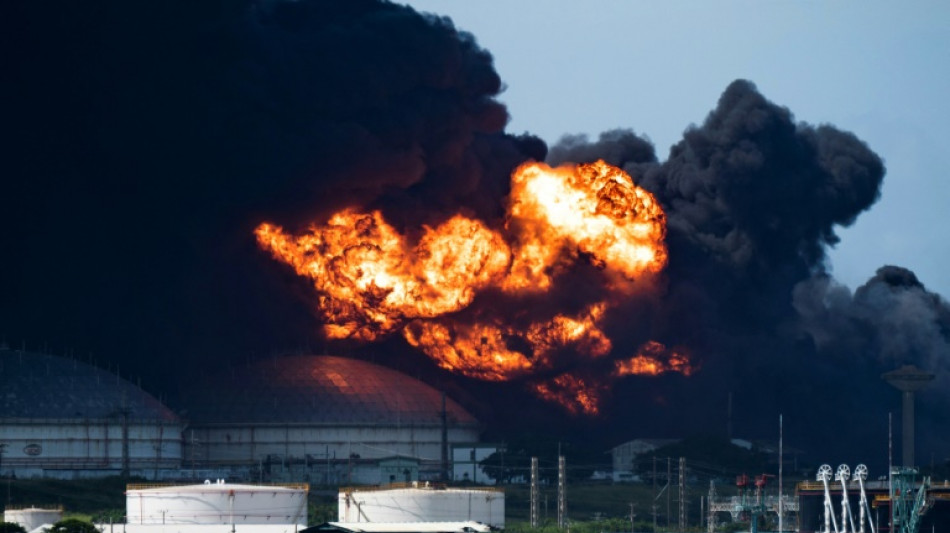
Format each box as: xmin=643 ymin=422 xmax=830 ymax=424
xmin=46 ymin=518 xmax=99 ymax=533
xmin=2 ymin=476 xmax=131 ymax=514
xmin=0 ymin=523 xmax=27 ymax=533
xmin=308 ymin=499 xmax=337 ymax=525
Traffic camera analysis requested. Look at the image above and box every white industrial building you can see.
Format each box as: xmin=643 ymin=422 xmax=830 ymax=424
xmin=180 ymin=355 xmax=482 ymax=484
xmin=338 ymin=485 xmax=504 ymax=529
xmin=0 ymin=347 xmax=183 ymax=479
xmin=609 ymin=438 xmax=678 ymax=482
xmin=3 ymin=506 xmax=63 ymax=533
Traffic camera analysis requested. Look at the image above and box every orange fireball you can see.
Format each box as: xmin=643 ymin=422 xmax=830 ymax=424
xmin=255 ymin=160 xmax=690 ymax=413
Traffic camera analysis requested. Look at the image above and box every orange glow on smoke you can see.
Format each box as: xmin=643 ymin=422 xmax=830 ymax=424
xmin=256 ymin=160 xmax=692 ymax=414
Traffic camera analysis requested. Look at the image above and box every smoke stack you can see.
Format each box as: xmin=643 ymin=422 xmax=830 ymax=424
xmin=882 ymin=365 xmax=934 ymax=467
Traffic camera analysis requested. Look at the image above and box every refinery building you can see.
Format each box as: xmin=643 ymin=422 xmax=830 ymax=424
xmin=0 ymin=347 xmax=483 ymax=483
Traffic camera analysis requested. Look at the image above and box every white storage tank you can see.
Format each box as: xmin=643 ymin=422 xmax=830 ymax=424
xmin=126 ymin=481 xmax=307 ymax=528
xmin=339 ymin=486 xmax=504 ymax=529
xmin=3 ymin=506 xmax=63 ymax=532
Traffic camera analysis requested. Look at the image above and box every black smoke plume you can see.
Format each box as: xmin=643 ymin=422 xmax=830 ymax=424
xmin=4 ymin=0 xmax=946 ymax=467
xmin=3 ymin=0 xmax=542 ymax=387
xmin=549 ymin=80 xmax=947 ymax=466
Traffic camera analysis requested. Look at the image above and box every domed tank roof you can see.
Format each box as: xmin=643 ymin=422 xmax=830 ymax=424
xmin=0 ymin=348 xmax=178 ymax=422
xmin=183 ymin=355 xmax=477 ymax=426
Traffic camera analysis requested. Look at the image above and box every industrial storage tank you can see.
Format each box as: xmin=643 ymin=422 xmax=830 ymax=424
xmin=181 ymin=355 xmax=481 ymax=483
xmin=338 ymin=486 xmax=504 ymax=529
xmin=0 ymin=347 xmax=183 ymax=479
xmin=3 ymin=506 xmax=63 ymax=532
xmin=125 ymin=480 xmax=307 ymax=531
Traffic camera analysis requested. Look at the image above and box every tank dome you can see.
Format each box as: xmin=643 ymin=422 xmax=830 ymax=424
xmin=0 ymin=348 xmax=177 ymax=421
xmin=183 ymin=355 xmax=477 ymax=426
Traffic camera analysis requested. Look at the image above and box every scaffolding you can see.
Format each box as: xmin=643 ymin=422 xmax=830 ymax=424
xmin=890 ymin=467 xmax=931 ymax=533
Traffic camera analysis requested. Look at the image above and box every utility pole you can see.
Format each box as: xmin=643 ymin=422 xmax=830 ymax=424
xmin=700 ymin=495 xmax=705 ymax=531
xmin=678 ymin=457 xmax=686 ymax=531
xmin=666 ymin=457 xmax=671 ymax=527
xmin=652 ymin=455 xmax=657 ymax=530
xmin=629 ymin=502 xmax=636 ymax=533
xmin=557 ymin=455 xmax=567 ymax=529
xmin=779 ymin=414 xmax=784 ymax=533
xmin=530 ymin=457 xmax=539 ymax=527
xmin=652 ymin=455 xmax=657 ymax=504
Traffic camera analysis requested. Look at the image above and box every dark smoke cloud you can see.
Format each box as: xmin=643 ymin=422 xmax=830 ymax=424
xmin=550 ymin=80 xmax=948 ymax=466
xmin=794 ymin=266 xmax=950 ymax=389
xmin=2 ymin=0 xmax=541 ymax=387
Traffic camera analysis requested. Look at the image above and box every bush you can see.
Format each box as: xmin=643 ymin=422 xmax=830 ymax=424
xmin=0 ymin=522 xmax=28 ymax=533
xmin=46 ymin=518 xmax=99 ymax=533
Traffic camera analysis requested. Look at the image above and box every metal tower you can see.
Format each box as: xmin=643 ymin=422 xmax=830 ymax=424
xmin=882 ymin=365 xmax=934 ymax=467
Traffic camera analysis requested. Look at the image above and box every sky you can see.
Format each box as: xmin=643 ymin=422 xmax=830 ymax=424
xmin=402 ymin=0 xmax=950 ymax=298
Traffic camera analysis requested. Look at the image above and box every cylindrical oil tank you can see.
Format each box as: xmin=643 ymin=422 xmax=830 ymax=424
xmin=4 ymin=507 xmax=64 ymax=531
xmin=126 ymin=482 xmax=307 ymax=527
xmin=339 ymin=486 xmax=504 ymax=529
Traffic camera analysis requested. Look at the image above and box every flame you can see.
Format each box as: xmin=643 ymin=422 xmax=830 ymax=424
xmin=255 ymin=211 xmax=509 ymax=341
xmin=531 ymin=374 xmax=606 ymax=416
xmin=614 ymin=341 xmax=696 ymax=377
xmin=504 ymin=161 xmax=667 ymax=292
xmin=256 ymin=160 xmax=691 ymax=413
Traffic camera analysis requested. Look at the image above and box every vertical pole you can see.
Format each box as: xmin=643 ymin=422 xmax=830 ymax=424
xmin=652 ymin=455 xmax=657 ymax=502
xmin=530 ymin=457 xmax=539 ymax=527
xmin=700 ymin=496 xmax=704 ymax=531
xmin=667 ymin=457 xmax=671 ymax=527
xmin=679 ymin=457 xmax=686 ymax=531
xmin=888 ymin=413 xmax=893 ymax=497
xmin=629 ymin=502 xmax=635 ymax=533
xmin=557 ymin=455 xmax=567 ymax=529
xmin=653 ymin=455 xmax=657 ymax=533
xmin=779 ymin=414 xmax=784 ymax=533
xmin=902 ymin=391 xmax=914 ymax=467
